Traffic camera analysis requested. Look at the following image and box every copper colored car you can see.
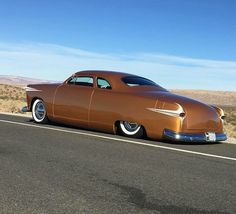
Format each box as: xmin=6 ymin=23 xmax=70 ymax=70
xmin=22 ymin=70 xmax=227 ymax=142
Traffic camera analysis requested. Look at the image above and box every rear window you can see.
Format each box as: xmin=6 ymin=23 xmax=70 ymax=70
xmin=122 ymin=76 xmax=157 ymax=87
xmin=97 ymin=78 xmax=112 ymax=89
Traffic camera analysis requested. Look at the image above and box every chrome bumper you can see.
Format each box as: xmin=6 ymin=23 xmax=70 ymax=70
xmin=21 ymin=106 xmax=30 ymax=112
xmin=163 ymin=129 xmax=227 ymax=142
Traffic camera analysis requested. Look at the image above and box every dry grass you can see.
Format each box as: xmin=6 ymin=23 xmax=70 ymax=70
xmin=0 ymin=84 xmax=26 ymax=113
xmin=0 ymin=84 xmax=235 ymax=138
xmin=219 ymin=106 xmax=236 ymax=138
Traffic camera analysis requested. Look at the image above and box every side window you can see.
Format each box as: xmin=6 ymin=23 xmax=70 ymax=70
xmin=68 ymin=76 xmax=94 ymax=87
xmin=97 ymin=78 xmax=112 ymax=89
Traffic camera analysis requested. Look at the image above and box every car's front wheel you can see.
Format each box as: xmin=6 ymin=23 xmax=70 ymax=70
xmin=118 ymin=121 xmax=144 ymax=138
xmin=32 ymin=99 xmax=48 ymax=124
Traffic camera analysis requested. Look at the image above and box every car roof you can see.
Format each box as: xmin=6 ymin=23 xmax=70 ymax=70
xmin=74 ymin=70 xmax=132 ymax=79
xmin=71 ymin=70 xmax=165 ymax=92
xmin=73 ymin=70 xmax=142 ymax=91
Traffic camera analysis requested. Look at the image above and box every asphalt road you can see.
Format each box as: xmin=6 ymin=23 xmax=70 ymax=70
xmin=0 ymin=113 xmax=236 ymax=214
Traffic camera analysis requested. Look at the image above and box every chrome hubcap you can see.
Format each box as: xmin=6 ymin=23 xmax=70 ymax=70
xmin=35 ymin=102 xmax=45 ymax=120
xmin=123 ymin=121 xmax=140 ymax=132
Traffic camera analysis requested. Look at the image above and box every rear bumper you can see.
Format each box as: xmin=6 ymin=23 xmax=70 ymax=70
xmin=21 ymin=106 xmax=30 ymax=112
xmin=163 ymin=129 xmax=227 ymax=142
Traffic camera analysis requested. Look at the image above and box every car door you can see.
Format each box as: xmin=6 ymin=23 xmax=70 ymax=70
xmin=89 ymin=77 xmax=118 ymax=132
xmin=53 ymin=76 xmax=94 ymax=127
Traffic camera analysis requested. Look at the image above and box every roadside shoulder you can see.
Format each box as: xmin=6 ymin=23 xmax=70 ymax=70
xmin=226 ymin=137 xmax=236 ymax=144
xmin=0 ymin=112 xmax=32 ymax=118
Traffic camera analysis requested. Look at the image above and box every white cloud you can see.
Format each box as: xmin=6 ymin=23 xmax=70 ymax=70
xmin=0 ymin=42 xmax=235 ymax=90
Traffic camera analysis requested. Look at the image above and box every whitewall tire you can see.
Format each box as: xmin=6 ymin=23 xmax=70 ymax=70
xmin=118 ymin=121 xmax=144 ymax=138
xmin=32 ymin=99 xmax=48 ymax=124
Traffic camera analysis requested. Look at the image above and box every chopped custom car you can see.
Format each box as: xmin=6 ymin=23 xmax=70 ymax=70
xmin=22 ymin=70 xmax=227 ymax=142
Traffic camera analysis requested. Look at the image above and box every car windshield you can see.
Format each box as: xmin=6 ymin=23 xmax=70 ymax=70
xmin=122 ymin=76 xmax=157 ymax=87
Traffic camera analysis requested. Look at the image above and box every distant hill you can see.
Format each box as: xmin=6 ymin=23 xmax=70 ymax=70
xmin=0 ymin=75 xmax=51 ymax=86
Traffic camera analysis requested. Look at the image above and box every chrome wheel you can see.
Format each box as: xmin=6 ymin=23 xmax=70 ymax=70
xmin=35 ymin=102 xmax=45 ymax=120
xmin=32 ymin=99 xmax=48 ymax=123
xmin=122 ymin=121 xmax=140 ymax=133
xmin=119 ymin=121 xmax=144 ymax=137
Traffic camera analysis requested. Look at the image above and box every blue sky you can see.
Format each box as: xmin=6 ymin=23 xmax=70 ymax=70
xmin=0 ymin=0 xmax=236 ymax=90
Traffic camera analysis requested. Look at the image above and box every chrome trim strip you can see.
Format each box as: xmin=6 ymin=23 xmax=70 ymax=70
xmin=163 ymin=129 xmax=227 ymax=142
xmin=147 ymin=104 xmax=184 ymax=117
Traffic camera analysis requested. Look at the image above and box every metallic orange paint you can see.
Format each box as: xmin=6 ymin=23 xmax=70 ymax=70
xmin=24 ymin=70 xmax=227 ymax=142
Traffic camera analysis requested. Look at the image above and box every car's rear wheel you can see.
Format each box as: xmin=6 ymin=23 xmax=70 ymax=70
xmin=32 ymin=99 xmax=48 ymax=124
xmin=118 ymin=121 xmax=144 ymax=138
